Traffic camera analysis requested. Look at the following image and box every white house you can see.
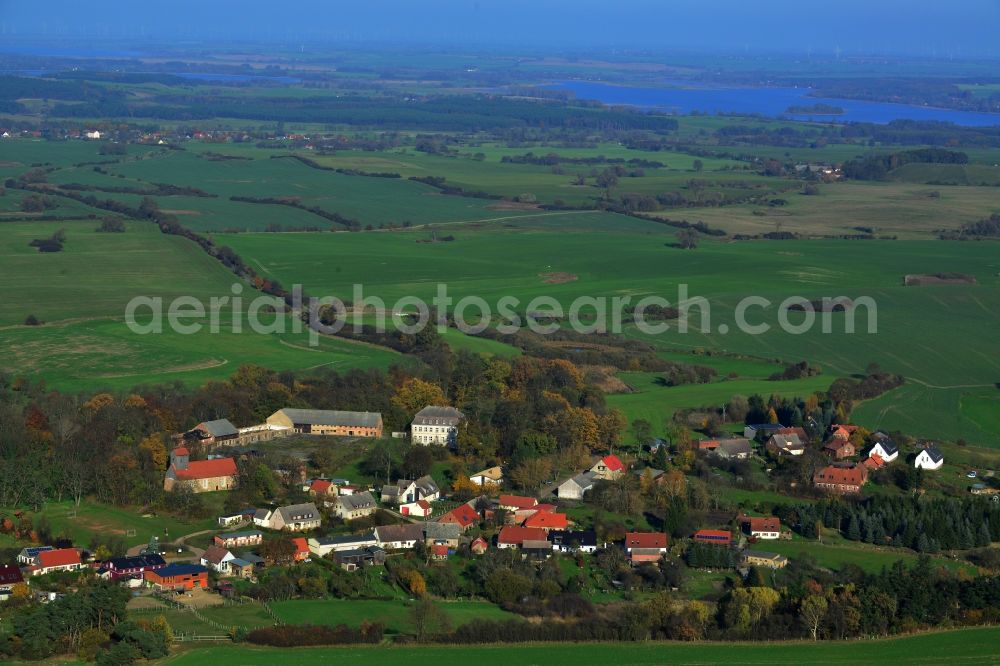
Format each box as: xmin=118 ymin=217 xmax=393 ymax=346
xmin=333 ymin=491 xmax=378 ymax=520
xmin=469 ymin=466 xmax=503 ymax=487
xmin=84 ymin=130 xmax=102 ymax=140
xmin=201 ymin=545 xmax=235 ymax=574
xmin=868 ymin=435 xmax=899 ymax=463
xmin=411 ymin=406 xmax=464 ymax=446
xmin=915 ymin=445 xmax=944 ymax=471
xmin=400 ymin=499 xmax=433 ymax=518
xmin=252 ymin=508 xmax=273 ymax=528
xmin=308 ymin=533 xmax=378 ymax=557
xmin=556 ymin=471 xmax=596 ymax=500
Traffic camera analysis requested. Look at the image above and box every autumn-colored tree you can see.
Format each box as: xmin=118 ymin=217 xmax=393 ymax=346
xmin=260 ymin=536 xmax=297 ymax=566
xmin=405 ymin=570 xmax=427 ymax=597
xmin=660 ymin=469 xmax=687 ymax=502
xmin=84 ymin=393 xmax=116 ymax=411
xmin=766 ymin=407 xmax=779 ymax=424
xmin=800 ymin=594 xmax=828 ymax=640
xmin=598 ymin=409 xmax=626 ymax=452
xmin=123 ymin=394 xmax=148 ymax=410
xmin=392 ymin=378 xmax=447 ymax=417
xmin=139 ymin=433 xmax=168 ymax=470
xmin=509 ymin=457 xmax=553 ymax=492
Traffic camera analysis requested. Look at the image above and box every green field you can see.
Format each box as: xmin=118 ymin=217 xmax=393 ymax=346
xmin=268 ymin=598 xmax=513 ymax=635
xmin=162 ymin=627 xmax=1000 ymax=665
xmin=219 ymin=229 xmax=1000 ymax=445
xmin=762 ymin=535 xmax=975 ymax=575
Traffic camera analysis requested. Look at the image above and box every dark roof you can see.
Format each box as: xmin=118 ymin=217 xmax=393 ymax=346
xmin=412 ymin=406 xmax=464 ymax=426
xmin=337 ymin=491 xmax=376 ymax=511
xmin=275 ymin=409 xmax=382 ymax=428
xmin=315 ymin=532 xmax=377 ymax=546
xmin=375 ymin=523 xmax=424 ymax=543
xmin=923 ymin=445 xmax=944 ymax=463
xmin=199 ymin=419 xmax=238 ymax=438
xmin=548 ymin=530 xmax=597 ymax=547
xmin=154 ymin=564 xmax=207 ymax=577
xmin=108 ymin=554 xmax=166 ymax=570
xmin=0 ymin=565 xmax=24 ymax=585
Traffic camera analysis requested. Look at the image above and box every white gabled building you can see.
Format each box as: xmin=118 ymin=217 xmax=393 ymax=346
xmin=914 ymin=445 xmax=944 ymax=471
xmin=411 ymin=406 xmax=464 ymax=446
xmin=868 ymin=433 xmax=899 ymax=464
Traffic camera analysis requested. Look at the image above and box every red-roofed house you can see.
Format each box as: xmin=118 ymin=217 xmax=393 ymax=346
xmin=624 ymin=532 xmax=668 ymax=564
xmin=163 ymin=448 xmax=237 ymax=493
xmin=698 ymin=439 xmax=721 ymax=451
xmin=590 ymin=454 xmax=625 ymax=480
xmin=740 ymin=516 xmax=781 ymax=540
xmin=0 ymin=565 xmax=26 ymax=601
xmin=292 ymin=537 xmax=310 ymax=562
xmin=497 ymin=526 xmax=547 ymax=549
xmin=32 ymin=548 xmax=83 ymax=576
xmin=438 ymin=504 xmax=479 ymax=531
xmin=624 ymin=532 xmax=668 ymax=551
xmin=470 ymin=536 xmax=489 ymax=555
xmin=693 ymin=529 xmax=732 ymax=546
xmin=523 ymin=511 xmax=569 ymax=531
xmin=308 ymin=479 xmax=336 ymax=498
xmin=829 ymin=424 xmax=858 ymax=441
xmin=430 ymin=544 xmax=450 ymax=560
xmin=823 ymin=439 xmax=856 ymax=460
xmin=401 ymin=499 xmax=433 ymax=518
xmin=499 ymin=495 xmax=538 ymax=511
xmin=813 ymin=464 xmax=868 ymax=494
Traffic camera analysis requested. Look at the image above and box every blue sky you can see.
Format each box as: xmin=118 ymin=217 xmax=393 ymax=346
xmin=1 ymin=0 xmax=997 ymax=57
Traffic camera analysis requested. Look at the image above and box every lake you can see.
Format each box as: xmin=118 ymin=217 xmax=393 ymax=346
xmin=550 ymin=80 xmax=1000 ymax=127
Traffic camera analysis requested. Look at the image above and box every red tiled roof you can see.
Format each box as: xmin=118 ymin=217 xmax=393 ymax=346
xmin=310 ymin=479 xmax=333 ymax=494
xmin=174 ymin=457 xmax=238 ymax=480
xmin=745 ymin=516 xmax=781 ymax=533
xmin=601 ymin=454 xmax=624 ymax=472
xmin=498 ymin=526 xmax=547 ymax=546
xmin=814 ymin=464 xmax=868 ymax=487
xmin=624 ymin=532 xmax=668 ymax=549
xmin=693 ymin=529 xmax=732 ymax=542
xmin=863 ymin=454 xmax=884 ymax=470
xmin=37 ymin=548 xmax=80 ymax=568
xmin=292 ymin=537 xmax=309 ymax=555
xmin=173 ymin=446 xmax=189 ymax=456
xmin=698 ymin=440 xmax=720 ymax=450
xmin=431 ymin=544 xmax=449 ymax=557
xmin=440 ymin=504 xmax=478 ymax=528
xmin=416 ymin=499 xmax=431 ymax=510
xmin=532 ymin=503 xmax=557 ymax=512
xmin=524 ymin=512 xmax=569 ymax=530
xmin=499 ymin=494 xmax=538 ymax=510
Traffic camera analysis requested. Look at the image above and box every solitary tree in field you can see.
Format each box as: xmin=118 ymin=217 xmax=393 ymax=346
xmin=676 ymin=228 xmax=699 ymax=250
xmin=693 ymin=159 xmax=704 ymax=172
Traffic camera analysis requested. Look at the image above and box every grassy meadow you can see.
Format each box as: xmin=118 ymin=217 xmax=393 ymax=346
xmin=161 ymin=627 xmax=1000 ymax=665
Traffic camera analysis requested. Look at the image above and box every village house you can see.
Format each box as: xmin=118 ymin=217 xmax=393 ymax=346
xmin=624 ymin=532 xmax=669 ymax=564
xmin=410 ymin=405 xmax=465 ymax=445
xmin=430 ymin=544 xmax=451 ymax=561
xmin=742 ymin=550 xmax=788 ymax=569
xmin=740 ymin=516 xmax=781 ymax=540
xmin=332 ymin=491 xmax=378 ymax=521
xmin=252 ymin=508 xmax=273 ymax=528
xmin=307 ymin=479 xmax=337 ymax=499
xmin=767 ymin=433 xmax=805 ymax=457
xmin=868 ymin=433 xmax=899 ymax=463
xmin=829 ymin=424 xmax=859 ymax=441
xmin=969 ymin=483 xmax=1000 ymax=498
xmin=823 ymin=439 xmax=856 ymax=459
xmin=180 ymin=419 xmax=239 ymax=447
xmin=469 ymin=466 xmax=503 ymax=487
xmin=423 ymin=522 xmax=461 ymax=549
xmin=308 ymin=532 xmax=378 ymax=558
xmin=0 ymin=566 xmax=26 ymax=601
xmin=17 ymin=546 xmax=53 ymax=566
xmin=213 ymin=530 xmax=263 ymax=549
xmin=269 ymin=503 xmax=321 ymax=531
xmin=693 ymin=529 xmax=733 ymax=546
xmin=549 ymin=530 xmax=598 ymax=553
xmin=590 ymin=454 xmax=625 ymax=480
xmin=163 ymin=448 xmax=238 ymax=493
xmin=334 ymin=547 xmax=386 ymax=571
xmin=144 ymin=564 xmax=208 ymax=591
xmin=266 ymin=408 xmax=383 ymax=438
xmin=374 ymin=524 xmax=425 ymax=550
xmin=523 ymin=511 xmax=569 ymax=531
xmin=863 ymin=453 xmax=886 ymax=471
xmin=218 ymin=509 xmax=255 ymax=527
xmin=292 ymin=537 xmax=310 ymax=562
xmin=228 ymin=558 xmax=256 ymax=579
xmin=470 ymin=537 xmax=489 ymax=555
xmin=99 ymin=554 xmax=166 ymax=581
xmin=30 ymin=548 xmax=82 ymax=577
xmin=915 ymin=445 xmax=945 ymax=470
xmin=521 ymin=540 xmax=553 ymax=560
xmin=201 ymin=545 xmax=236 ymax=574
xmin=437 ymin=503 xmax=479 ymax=531
xmin=381 ymin=475 xmax=440 ymax=505
xmin=499 ymin=494 xmax=538 ymax=512
xmin=813 ymin=463 xmax=869 ymax=494
xmin=557 ymin=471 xmax=596 ymax=500
xmin=498 ymin=526 xmax=548 ymax=549
xmin=715 ymin=439 xmax=753 ymax=460
xmin=400 ymin=499 xmax=433 ymax=518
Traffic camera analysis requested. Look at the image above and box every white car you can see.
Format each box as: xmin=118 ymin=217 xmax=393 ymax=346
xmin=967 ymin=470 xmax=978 ymax=478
